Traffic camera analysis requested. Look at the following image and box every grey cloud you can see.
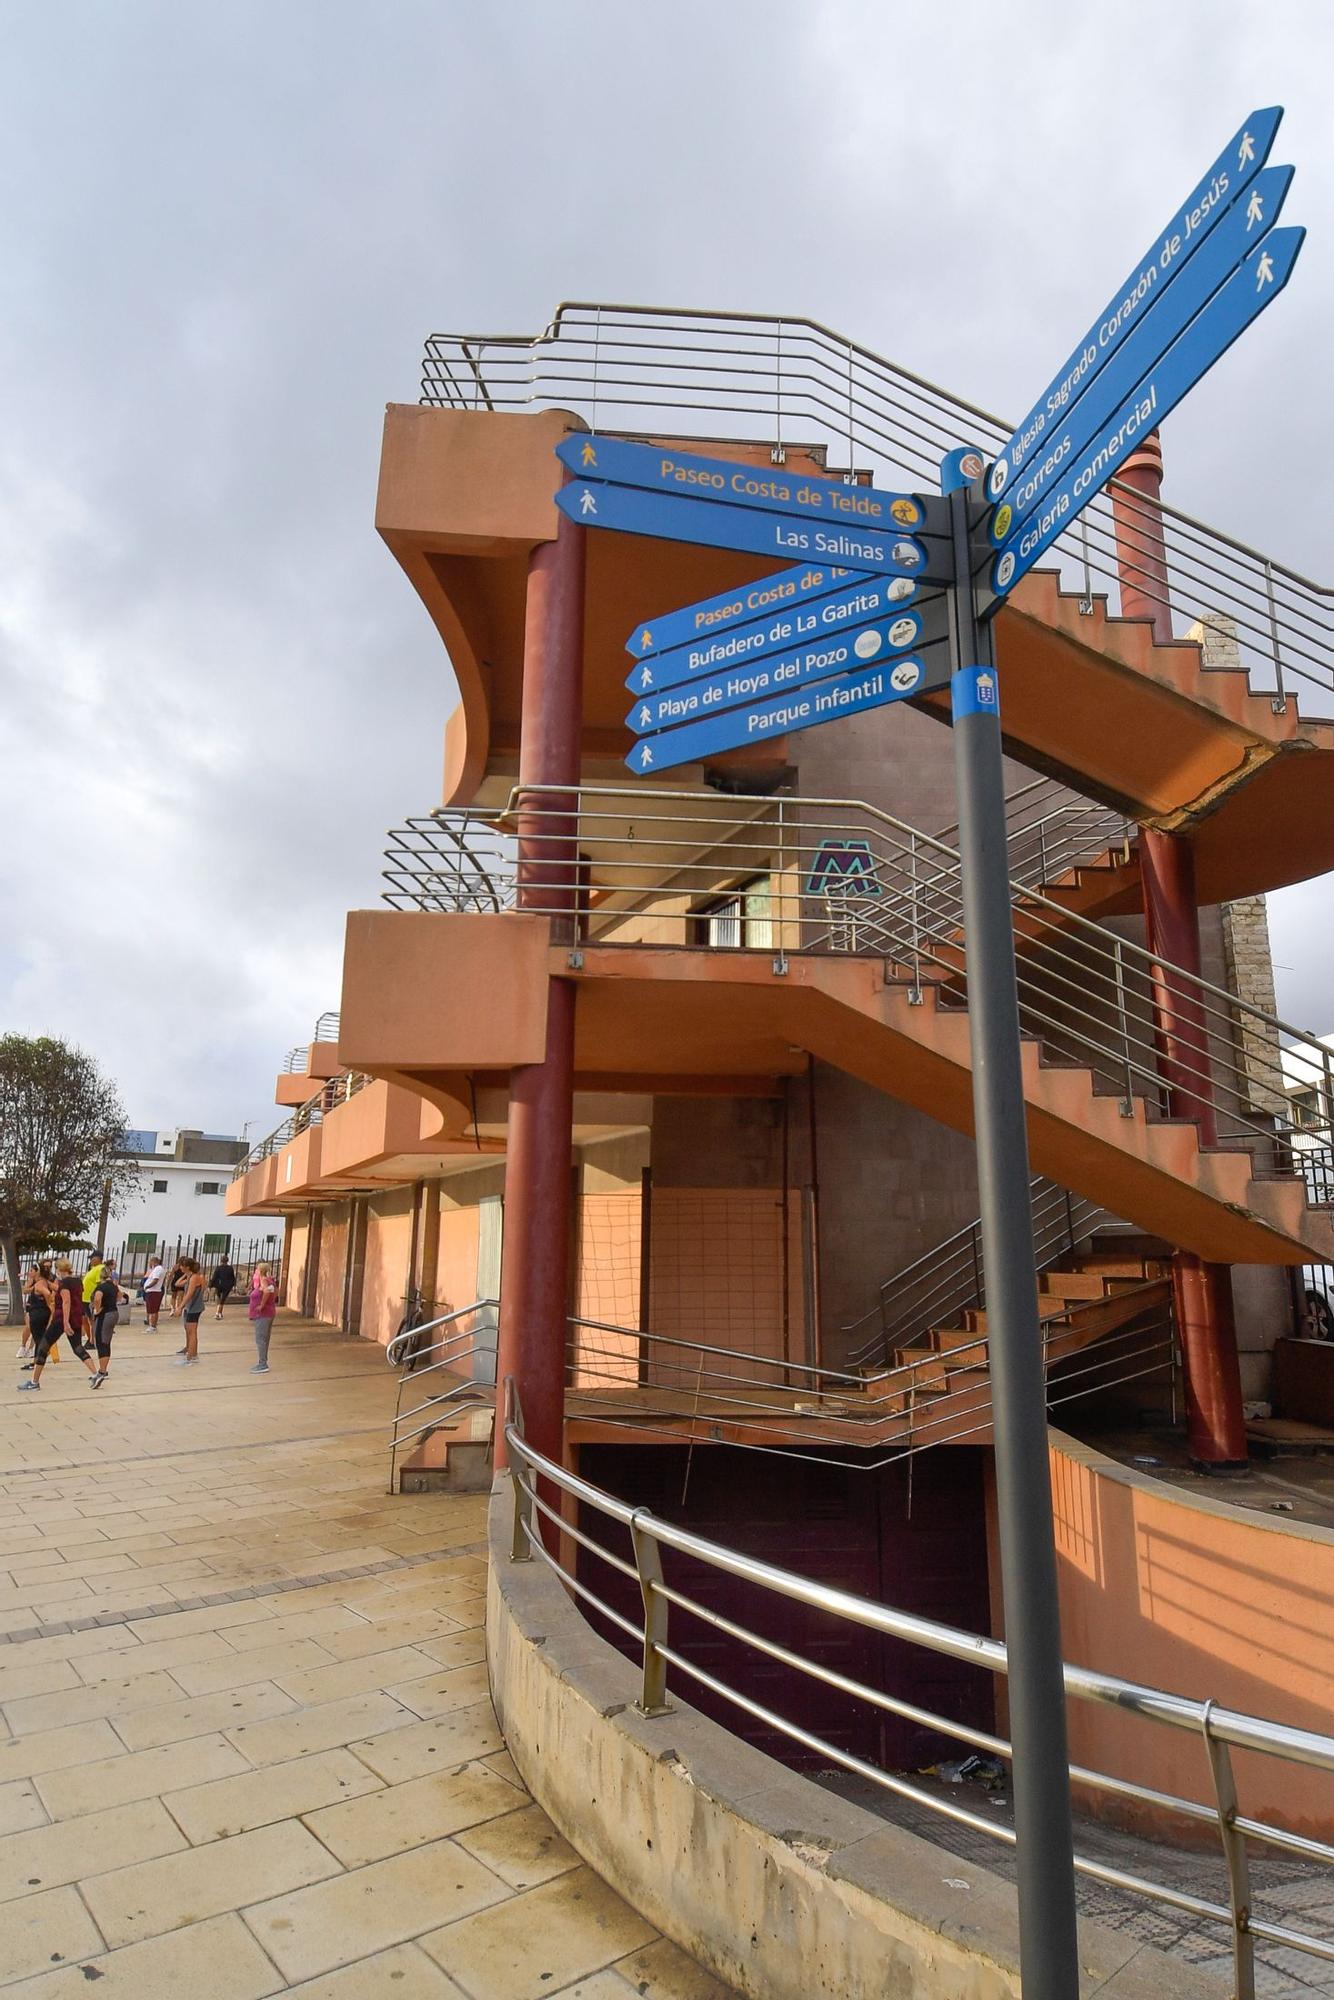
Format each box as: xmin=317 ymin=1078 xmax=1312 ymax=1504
xmin=1 ymin=0 xmax=1330 ymax=1139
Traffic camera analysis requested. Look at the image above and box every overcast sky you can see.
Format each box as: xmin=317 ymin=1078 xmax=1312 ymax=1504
xmin=2 ymin=0 xmax=1331 ymax=1146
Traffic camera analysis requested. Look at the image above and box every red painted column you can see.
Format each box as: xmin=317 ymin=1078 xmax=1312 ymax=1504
xmin=494 ymin=503 xmax=585 ymax=1475
xmin=1112 ymin=438 xmax=1246 ymax=1465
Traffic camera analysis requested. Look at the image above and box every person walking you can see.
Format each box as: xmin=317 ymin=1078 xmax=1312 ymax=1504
xmin=20 ymin=1259 xmax=98 ymax=1390
xmin=174 ymin=1259 xmax=206 ymax=1365
xmin=248 ymin=1263 xmax=277 ymax=1374
xmin=88 ymin=1263 xmax=122 ymax=1389
xmin=210 ymin=1257 xmax=237 ymax=1320
xmin=142 ymin=1255 xmax=166 ymax=1332
xmin=19 ymin=1264 xmax=55 ymax=1370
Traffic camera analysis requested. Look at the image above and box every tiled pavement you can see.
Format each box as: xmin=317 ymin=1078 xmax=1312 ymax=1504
xmin=0 ymin=1308 xmax=732 ymax=1998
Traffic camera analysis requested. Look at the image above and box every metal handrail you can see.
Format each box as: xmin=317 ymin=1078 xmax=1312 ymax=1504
xmin=566 ymin=1292 xmax=1175 ymax=1470
xmin=843 ymin=1177 xmax=1115 ymax=1366
xmin=505 ymin=1401 xmax=1334 ymax=1994
xmin=936 ymin=776 xmax=1134 ymax=894
xmin=386 ymin=1299 xmax=498 ymax=1491
xmin=231 ymin=1069 xmax=377 ymax=1183
xmin=420 ymin=303 xmax=1334 ymax=715
xmin=382 ymin=783 xmax=1334 ymax=1211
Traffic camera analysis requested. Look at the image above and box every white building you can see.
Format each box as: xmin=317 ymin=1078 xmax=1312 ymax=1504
xmin=113 ymin=1128 xmax=285 ymax=1274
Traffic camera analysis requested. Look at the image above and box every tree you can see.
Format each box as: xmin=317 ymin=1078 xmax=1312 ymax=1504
xmin=0 ymin=1036 xmax=138 ymax=1325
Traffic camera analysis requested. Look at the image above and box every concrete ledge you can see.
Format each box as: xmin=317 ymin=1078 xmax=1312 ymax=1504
xmin=485 ymin=1479 xmax=1224 ymax=2000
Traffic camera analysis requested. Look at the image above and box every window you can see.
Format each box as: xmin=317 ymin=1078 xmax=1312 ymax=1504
xmin=1290 ymin=1086 xmax=1324 ymax=1131
xmin=202 ymin=1233 xmax=231 ymax=1255
xmin=126 ymin=1232 xmax=156 ymax=1252
xmin=152 ymin=1179 xmax=168 ymax=1194
xmin=194 ymin=1181 xmax=224 ymax=1196
xmin=691 ymin=876 xmax=773 ymax=951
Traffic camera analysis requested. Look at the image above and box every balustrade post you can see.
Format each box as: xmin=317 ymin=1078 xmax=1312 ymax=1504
xmin=1200 ymin=1702 xmax=1255 ymax=2000
xmin=630 ymin=1512 xmax=672 ymax=1716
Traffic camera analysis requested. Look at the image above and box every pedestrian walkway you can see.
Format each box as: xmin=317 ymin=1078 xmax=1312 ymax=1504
xmin=0 ymin=1308 xmax=731 ymax=1998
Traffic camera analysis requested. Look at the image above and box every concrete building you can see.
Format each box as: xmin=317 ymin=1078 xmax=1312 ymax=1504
xmin=228 ymin=304 xmax=1334 ymax=1888
xmin=116 ymin=1126 xmax=283 ymax=1272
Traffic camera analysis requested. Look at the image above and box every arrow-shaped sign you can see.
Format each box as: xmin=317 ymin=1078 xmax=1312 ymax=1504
xmin=557 ymin=432 xmax=943 ymax=536
xmin=988 ymin=106 xmax=1284 ymax=503
xmin=555 ymin=479 xmax=939 ymax=581
xmin=624 ymin=563 xmax=867 ymax=660
xmin=990 ymin=163 xmax=1295 ymax=546
xmin=986 ymin=226 xmax=1305 ymax=605
xmin=624 ymin=654 xmax=951 ymax=774
xmin=625 ymin=575 xmax=935 ymax=694
xmin=625 ymin=610 xmax=950 ymax=734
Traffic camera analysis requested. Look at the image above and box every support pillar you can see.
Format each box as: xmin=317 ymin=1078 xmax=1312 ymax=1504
xmin=494 ymin=499 xmax=586 ymax=1473
xmin=1112 ymin=437 xmax=1246 ymax=1465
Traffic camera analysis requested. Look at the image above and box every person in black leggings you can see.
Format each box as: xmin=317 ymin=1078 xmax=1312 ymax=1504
xmin=20 ymin=1261 xmax=97 ymax=1390
xmin=20 ymin=1265 xmax=55 ymax=1372
xmin=89 ymin=1266 xmax=122 ymax=1389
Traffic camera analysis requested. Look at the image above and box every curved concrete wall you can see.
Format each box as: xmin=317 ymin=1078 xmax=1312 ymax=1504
xmin=486 ymin=1481 xmax=1221 ymax=2000
xmin=1050 ymin=1432 xmax=1334 ymax=1838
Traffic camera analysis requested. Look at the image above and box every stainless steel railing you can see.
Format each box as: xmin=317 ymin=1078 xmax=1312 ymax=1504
xmin=566 ymin=1296 xmax=1175 ymax=1470
xmin=280 ymin=1011 xmax=342 ymax=1075
xmin=382 ymin=783 xmax=1334 ymax=1206
xmin=504 ymin=1393 xmax=1334 ymax=1996
xmin=936 ymin=775 xmax=1134 ymax=894
xmin=420 ymin=303 xmax=1334 ymax=715
xmin=230 ymin=1069 xmax=375 ymax=1183
xmin=386 ymin=1299 xmax=498 ymax=1493
xmin=843 ymin=1177 xmax=1115 ymax=1368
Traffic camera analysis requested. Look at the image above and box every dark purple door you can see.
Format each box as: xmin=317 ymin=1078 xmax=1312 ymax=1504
xmin=576 ymin=1445 xmax=994 ymax=1772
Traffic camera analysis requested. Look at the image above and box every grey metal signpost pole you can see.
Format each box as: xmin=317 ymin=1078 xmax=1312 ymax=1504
xmin=946 ymin=477 xmax=1081 ymax=1997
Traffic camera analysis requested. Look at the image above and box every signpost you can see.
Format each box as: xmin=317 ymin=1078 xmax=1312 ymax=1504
xmin=987 ymin=106 xmax=1283 ymax=502
xmin=986 ymin=225 xmax=1304 ymax=600
xmin=555 ymin=477 xmax=943 ymax=580
xmin=624 ymin=653 xmax=949 ymax=774
xmin=556 ymin=432 xmax=942 ymax=534
xmin=554 ymin=102 xmax=1307 ymax=2000
xmin=625 ymin=562 xmax=864 ymax=660
xmin=626 ymin=605 xmax=949 ymax=731
xmin=626 ymin=573 xmax=928 ymax=692
xmin=989 ymin=164 xmax=1293 ymax=545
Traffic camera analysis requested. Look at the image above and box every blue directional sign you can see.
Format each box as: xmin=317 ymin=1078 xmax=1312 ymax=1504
xmin=991 ymin=163 xmax=1294 ymax=546
xmin=626 ymin=564 xmax=858 ymax=660
xmin=626 ymin=614 xmax=949 ymax=735
xmin=624 ymin=655 xmax=951 ymax=774
xmin=556 ymin=479 xmax=937 ymax=579
xmin=557 ymin=432 xmax=939 ymax=535
xmin=988 ymin=227 xmax=1305 ymax=602
xmin=988 ymin=106 xmax=1284 ymax=503
xmin=625 ymin=576 xmax=940 ymax=694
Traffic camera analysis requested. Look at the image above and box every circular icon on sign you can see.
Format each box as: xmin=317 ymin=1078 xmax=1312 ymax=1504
xmin=892 ymin=540 xmax=922 ymax=570
xmin=853 ymin=629 xmax=883 ymax=661
xmin=890 ymin=660 xmax=922 ymax=693
xmin=988 ymin=457 xmax=1009 ymax=499
xmin=992 ymin=503 xmax=1013 ymax=545
xmin=887 ymin=616 xmax=918 ymax=649
xmin=887 ymin=576 xmax=915 ymax=603
xmin=890 ymin=498 xmax=920 ymax=526
xmin=995 ymin=550 xmax=1016 ymax=590
xmin=960 ymin=452 xmax=984 ymax=481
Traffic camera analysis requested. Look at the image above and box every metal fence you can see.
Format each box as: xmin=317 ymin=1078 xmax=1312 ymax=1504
xmin=504 ymin=1396 xmax=1334 ymax=1998
xmin=420 ymin=303 xmax=1334 ymax=716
